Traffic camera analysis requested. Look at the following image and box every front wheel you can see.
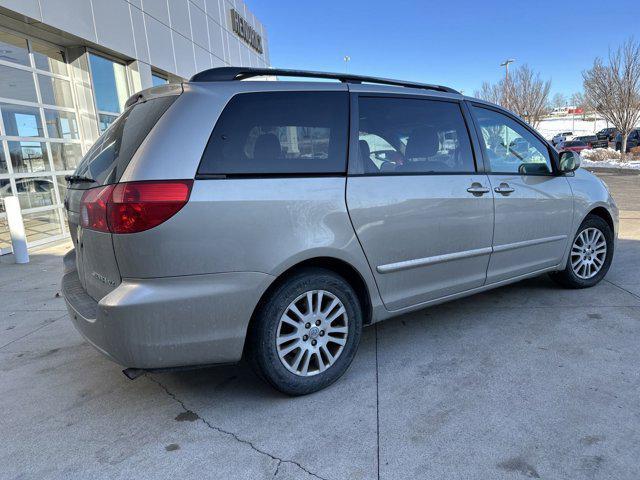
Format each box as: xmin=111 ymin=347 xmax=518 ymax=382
xmin=549 ymin=215 xmax=614 ymax=288
xmin=248 ymin=268 xmax=363 ymax=396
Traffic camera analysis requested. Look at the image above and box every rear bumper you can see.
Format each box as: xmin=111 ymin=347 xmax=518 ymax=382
xmin=62 ymin=250 xmax=274 ymax=369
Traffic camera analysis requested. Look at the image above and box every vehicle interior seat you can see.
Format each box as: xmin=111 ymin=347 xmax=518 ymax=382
xmin=401 ymin=126 xmax=450 ymax=172
xmin=254 ymin=133 xmax=283 ymax=159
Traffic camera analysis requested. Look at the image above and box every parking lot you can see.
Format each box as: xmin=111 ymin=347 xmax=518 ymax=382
xmin=1 ymin=170 xmax=639 ymax=480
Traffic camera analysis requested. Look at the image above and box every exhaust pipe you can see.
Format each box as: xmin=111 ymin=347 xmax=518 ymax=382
xmin=122 ymin=368 xmax=145 ymax=380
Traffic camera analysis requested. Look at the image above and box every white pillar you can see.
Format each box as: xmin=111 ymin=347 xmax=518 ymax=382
xmin=5 ymin=196 xmax=29 ymax=264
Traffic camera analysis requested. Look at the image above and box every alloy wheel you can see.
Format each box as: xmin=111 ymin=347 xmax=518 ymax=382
xmin=570 ymin=227 xmax=607 ymax=279
xmin=276 ymin=290 xmax=349 ymax=376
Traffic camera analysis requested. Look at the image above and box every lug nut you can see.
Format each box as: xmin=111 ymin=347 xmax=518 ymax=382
xmin=303 ymin=335 xmax=308 ymax=341
xmin=319 ymin=330 xmax=325 ymax=336
xmin=311 ymin=340 xmax=317 ymax=346
xmin=315 ymin=320 xmax=321 ymax=326
xmin=305 ymin=322 xmax=311 ymax=328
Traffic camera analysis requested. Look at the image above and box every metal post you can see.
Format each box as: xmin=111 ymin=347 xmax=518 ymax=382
xmin=5 ymin=196 xmax=29 ymax=264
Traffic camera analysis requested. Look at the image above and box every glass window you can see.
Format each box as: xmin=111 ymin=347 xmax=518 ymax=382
xmin=23 ymin=209 xmax=62 ymax=242
xmin=152 ymin=73 xmax=168 ymax=86
xmin=89 ymin=53 xmax=129 ymax=114
xmin=1 ymin=104 xmax=44 ymax=137
xmin=38 ymin=75 xmax=74 ymax=108
xmin=75 ymin=95 xmax=178 ymax=185
xmin=0 ymin=64 xmax=37 ymax=102
xmin=471 ymin=106 xmax=552 ymax=174
xmin=0 ymin=178 xmax=12 ymax=213
xmin=56 ymin=175 xmax=68 ymax=202
xmin=32 ymin=41 xmax=68 ymax=76
xmin=8 ymin=141 xmax=49 ymax=173
xmin=50 ymin=143 xmax=82 ymax=170
xmin=14 ymin=176 xmax=56 ymax=209
xmin=0 ymin=31 xmax=29 ymax=66
xmin=0 ymin=142 xmax=7 ymax=173
xmin=199 ymin=92 xmax=349 ymax=175
xmin=44 ymin=109 xmax=79 ymax=139
xmin=98 ymin=113 xmax=118 ymax=133
xmin=356 ymin=97 xmax=475 ymax=174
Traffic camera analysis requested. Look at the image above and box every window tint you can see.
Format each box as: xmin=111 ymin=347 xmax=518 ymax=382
xmin=75 ymin=95 xmax=177 ymax=185
xmin=472 ymin=106 xmax=553 ymax=175
xmin=89 ymin=53 xmax=129 ymax=115
xmin=198 ymin=92 xmax=349 ymax=175
xmin=356 ymin=97 xmax=475 ymax=174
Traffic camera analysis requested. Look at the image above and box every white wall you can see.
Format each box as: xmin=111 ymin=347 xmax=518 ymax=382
xmin=0 ymin=0 xmax=270 ymax=84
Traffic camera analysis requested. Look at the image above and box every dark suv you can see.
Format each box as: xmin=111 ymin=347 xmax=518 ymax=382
xmin=614 ymin=129 xmax=640 ymax=151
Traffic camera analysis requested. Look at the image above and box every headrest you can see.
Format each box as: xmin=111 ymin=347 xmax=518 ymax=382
xmin=254 ymin=133 xmax=282 ymax=158
xmin=405 ymin=126 xmax=439 ymax=161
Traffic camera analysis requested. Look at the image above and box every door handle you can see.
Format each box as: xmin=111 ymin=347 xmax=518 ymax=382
xmin=466 ymin=184 xmax=490 ymax=196
xmin=494 ymin=183 xmax=515 ymax=195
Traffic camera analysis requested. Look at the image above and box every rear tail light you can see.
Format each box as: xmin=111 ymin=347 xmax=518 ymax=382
xmin=80 ymin=180 xmax=193 ymax=234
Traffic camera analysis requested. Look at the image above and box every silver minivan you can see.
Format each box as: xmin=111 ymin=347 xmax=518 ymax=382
xmin=62 ymin=68 xmax=618 ymax=395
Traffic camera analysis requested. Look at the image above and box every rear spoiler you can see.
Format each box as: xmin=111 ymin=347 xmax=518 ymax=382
xmin=124 ymin=83 xmax=184 ymax=110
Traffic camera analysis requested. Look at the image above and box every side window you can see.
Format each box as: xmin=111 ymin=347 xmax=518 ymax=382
xmin=471 ymin=106 xmax=553 ymax=175
xmin=198 ymin=91 xmax=348 ymax=175
xmin=356 ymin=97 xmax=475 ymax=174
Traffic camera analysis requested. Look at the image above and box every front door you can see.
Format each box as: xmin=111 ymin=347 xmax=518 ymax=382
xmin=469 ymin=104 xmax=574 ymax=284
xmin=347 ymin=95 xmax=494 ymax=311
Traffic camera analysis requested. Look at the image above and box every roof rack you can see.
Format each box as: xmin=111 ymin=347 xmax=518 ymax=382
xmin=189 ymin=67 xmax=460 ymax=94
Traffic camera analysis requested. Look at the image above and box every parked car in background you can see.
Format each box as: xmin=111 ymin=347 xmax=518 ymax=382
xmin=556 ymin=140 xmax=590 ymax=154
xmin=614 ymin=129 xmax=640 ymax=151
xmin=552 ymin=131 xmax=573 ymax=146
xmin=573 ymin=135 xmax=601 ymax=149
xmin=61 ymin=67 xmax=619 ymax=396
xmin=596 ymin=127 xmax=619 ymax=143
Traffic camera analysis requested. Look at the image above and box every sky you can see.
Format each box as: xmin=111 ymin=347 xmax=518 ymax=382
xmin=249 ymin=0 xmax=638 ymax=98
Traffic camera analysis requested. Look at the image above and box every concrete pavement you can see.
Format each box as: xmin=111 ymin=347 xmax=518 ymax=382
xmin=1 ymin=172 xmax=639 ymax=480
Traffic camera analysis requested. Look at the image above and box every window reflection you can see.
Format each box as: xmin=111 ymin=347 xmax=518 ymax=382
xmin=89 ymin=54 xmax=129 ymax=114
xmin=0 ymin=178 xmax=11 ymax=213
xmin=1 ymin=103 xmax=44 ymax=137
xmin=38 ymin=75 xmax=74 ymax=108
xmin=0 ymin=64 xmax=38 ymax=102
xmin=56 ymin=175 xmax=68 ymax=202
xmin=0 ymin=144 xmax=7 ymax=173
xmin=14 ymin=176 xmax=56 ymax=209
xmin=50 ymin=143 xmax=82 ymax=170
xmin=23 ymin=209 xmax=62 ymax=242
xmin=8 ymin=141 xmax=49 ymax=173
xmin=32 ymin=41 xmax=68 ymax=76
xmin=98 ymin=113 xmax=118 ymax=133
xmin=44 ymin=109 xmax=79 ymax=139
xmin=0 ymin=31 xmax=29 ymax=65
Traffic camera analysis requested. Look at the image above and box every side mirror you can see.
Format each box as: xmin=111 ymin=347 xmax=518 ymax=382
xmin=559 ymin=150 xmax=581 ymax=173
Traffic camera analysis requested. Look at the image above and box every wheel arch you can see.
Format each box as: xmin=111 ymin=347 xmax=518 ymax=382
xmin=586 ymin=206 xmax=614 ymax=233
xmin=242 ymin=256 xmax=374 ymax=358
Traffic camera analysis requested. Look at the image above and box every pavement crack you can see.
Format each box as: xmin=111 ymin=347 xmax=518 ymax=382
xmin=147 ymin=374 xmax=330 ymax=480
xmin=605 ymin=279 xmax=640 ymax=301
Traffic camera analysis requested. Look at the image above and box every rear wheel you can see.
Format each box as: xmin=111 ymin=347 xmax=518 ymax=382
xmin=248 ymin=268 xmax=363 ymax=396
xmin=549 ymin=215 xmax=614 ymax=288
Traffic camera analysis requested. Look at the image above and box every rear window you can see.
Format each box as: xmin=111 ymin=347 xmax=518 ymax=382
xmin=564 ymin=141 xmax=586 ymax=147
xmin=198 ymin=91 xmax=349 ymax=176
xmin=74 ymin=95 xmax=178 ymax=185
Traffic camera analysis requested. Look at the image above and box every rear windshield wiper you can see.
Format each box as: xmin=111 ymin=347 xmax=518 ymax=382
xmin=65 ymin=174 xmax=96 ymax=184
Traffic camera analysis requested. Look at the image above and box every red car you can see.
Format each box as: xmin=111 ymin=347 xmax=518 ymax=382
xmin=557 ymin=140 xmax=590 ymax=154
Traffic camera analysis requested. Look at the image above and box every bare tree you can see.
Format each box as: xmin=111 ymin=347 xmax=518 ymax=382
xmin=503 ymin=65 xmax=552 ymax=128
xmin=552 ymin=93 xmax=567 ymax=109
xmin=570 ymin=92 xmax=585 ymax=109
xmin=583 ymin=38 xmax=640 ymax=154
xmin=475 ymin=81 xmax=504 ymax=105
xmin=474 ymin=65 xmax=551 ymax=128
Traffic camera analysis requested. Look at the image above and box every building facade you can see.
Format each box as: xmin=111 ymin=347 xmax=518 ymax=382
xmin=0 ymin=0 xmax=270 ymax=253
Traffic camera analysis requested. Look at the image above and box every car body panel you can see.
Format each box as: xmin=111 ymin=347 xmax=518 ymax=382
xmin=485 ymin=174 xmax=574 ymax=283
xmin=346 ymin=174 xmax=494 ymax=310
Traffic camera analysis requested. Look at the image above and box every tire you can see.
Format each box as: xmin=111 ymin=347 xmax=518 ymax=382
xmin=549 ymin=215 xmax=614 ymax=289
xmin=247 ymin=267 xmax=363 ymax=396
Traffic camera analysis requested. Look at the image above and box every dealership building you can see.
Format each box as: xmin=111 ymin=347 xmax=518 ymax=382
xmin=0 ymin=0 xmax=270 ymax=254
